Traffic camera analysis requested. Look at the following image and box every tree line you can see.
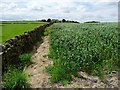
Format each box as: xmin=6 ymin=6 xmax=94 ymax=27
xmin=39 ymin=18 xmax=79 ymax=23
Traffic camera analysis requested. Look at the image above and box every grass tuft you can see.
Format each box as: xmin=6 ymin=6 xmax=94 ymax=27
xmin=19 ymin=53 xmax=32 ymax=62
xmin=3 ymin=67 xmax=29 ymax=89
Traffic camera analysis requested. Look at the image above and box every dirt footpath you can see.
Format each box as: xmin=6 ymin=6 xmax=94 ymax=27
xmin=24 ymin=36 xmax=53 ymax=88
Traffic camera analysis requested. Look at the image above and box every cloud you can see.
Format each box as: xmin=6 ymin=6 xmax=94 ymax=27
xmin=0 ymin=0 xmax=118 ymax=22
xmin=0 ymin=2 xmax=17 ymax=11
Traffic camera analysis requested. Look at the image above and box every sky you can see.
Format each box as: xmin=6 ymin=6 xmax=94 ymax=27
xmin=0 ymin=0 xmax=119 ymax=22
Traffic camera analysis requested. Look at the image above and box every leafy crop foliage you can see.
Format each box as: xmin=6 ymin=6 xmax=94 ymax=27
xmin=3 ymin=67 xmax=29 ymax=89
xmin=44 ymin=26 xmax=52 ymax=36
xmin=48 ymin=23 xmax=119 ymax=84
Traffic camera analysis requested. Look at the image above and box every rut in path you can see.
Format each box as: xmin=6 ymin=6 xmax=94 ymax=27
xmin=23 ymin=36 xmax=53 ymax=88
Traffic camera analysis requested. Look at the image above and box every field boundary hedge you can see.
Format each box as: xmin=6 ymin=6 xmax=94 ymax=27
xmin=0 ymin=22 xmax=53 ymax=72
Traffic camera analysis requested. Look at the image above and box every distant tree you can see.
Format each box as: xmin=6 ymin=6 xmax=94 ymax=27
xmin=62 ymin=19 xmax=66 ymax=22
xmin=85 ymin=21 xmax=100 ymax=23
xmin=41 ymin=19 xmax=46 ymax=22
xmin=47 ymin=18 xmax=51 ymax=22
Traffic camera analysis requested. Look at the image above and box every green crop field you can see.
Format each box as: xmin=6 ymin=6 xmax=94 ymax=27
xmin=0 ymin=21 xmax=47 ymax=43
xmin=48 ymin=22 xmax=119 ymax=84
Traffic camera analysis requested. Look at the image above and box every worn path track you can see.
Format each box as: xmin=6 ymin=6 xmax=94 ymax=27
xmin=24 ymin=36 xmax=53 ymax=88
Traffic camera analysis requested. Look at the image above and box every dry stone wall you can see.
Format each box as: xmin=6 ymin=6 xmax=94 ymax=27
xmin=0 ymin=22 xmax=53 ymax=72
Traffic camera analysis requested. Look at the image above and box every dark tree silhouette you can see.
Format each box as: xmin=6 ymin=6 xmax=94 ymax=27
xmin=62 ymin=19 xmax=66 ymax=22
xmin=47 ymin=18 xmax=51 ymax=22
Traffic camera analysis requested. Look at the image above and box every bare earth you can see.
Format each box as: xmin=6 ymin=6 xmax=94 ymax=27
xmin=23 ymin=36 xmax=118 ymax=88
xmin=24 ymin=36 xmax=53 ymax=88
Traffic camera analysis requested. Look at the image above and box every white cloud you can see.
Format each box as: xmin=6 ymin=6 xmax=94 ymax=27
xmin=0 ymin=0 xmax=118 ymax=22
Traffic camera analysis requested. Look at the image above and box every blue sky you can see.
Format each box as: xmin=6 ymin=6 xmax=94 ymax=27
xmin=0 ymin=0 xmax=118 ymax=22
